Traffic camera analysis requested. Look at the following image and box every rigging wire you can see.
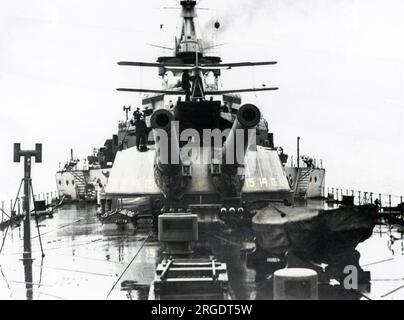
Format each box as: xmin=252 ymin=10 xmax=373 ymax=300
xmin=36 ymin=256 xmax=45 ymax=300
xmin=105 ymin=231 xmax=152 ymax=300
xmin=0 ymin=178 xmax=24 ymax=255
xmin=251 ymin=66 xmax=262 ymax=112
xmin=29 ymin=180 xmax=45 ymax=257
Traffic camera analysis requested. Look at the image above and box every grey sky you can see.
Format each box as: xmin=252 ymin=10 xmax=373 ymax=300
xmin=0 ymin=0 xmax=403 ymax=201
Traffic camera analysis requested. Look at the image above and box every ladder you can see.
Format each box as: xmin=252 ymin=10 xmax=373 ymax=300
xmin=294 ymin=168 xmax=312 ymax=198
xmin=149 ymin=257 xmax=230 ymax=300
xmin=71 ymin=171 xmax=89 ymax=200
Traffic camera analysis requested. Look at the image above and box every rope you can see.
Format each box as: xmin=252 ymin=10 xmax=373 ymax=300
xmin=29 ymin=179 xmax=45 ymax=257
xmin=0 ymin=226 xmax=10 ymax=255
xmin=105 ymin=231 xmax=152 ymax=300
xmin=0 ymin=209 xmax=10 ymax=220
xmin=0 ymin=178 xmax=24 ymax=255
xmin=12 ymin=178 xmax=24 ymax=213
xmin=381 ymin=284 xmax=404 ymax=298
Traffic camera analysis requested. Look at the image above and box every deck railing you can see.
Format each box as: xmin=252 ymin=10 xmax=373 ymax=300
xmin=1 ymin=191 xmax=59 ymax=224
xmin=322 ymin=187 xmax=403 ymax=209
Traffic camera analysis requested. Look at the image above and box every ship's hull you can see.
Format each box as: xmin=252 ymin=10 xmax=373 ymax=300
xmin=55 ymin=168 xmax=111 ymax=202
xmin=252 ymin=204 xmax=377 ymax=261
xmin=284 ymin=167 xmax=326 ymax=199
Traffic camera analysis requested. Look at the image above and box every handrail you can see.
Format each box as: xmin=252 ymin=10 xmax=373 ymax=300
xmin=323 ymin=186 xmax=403 ymax=207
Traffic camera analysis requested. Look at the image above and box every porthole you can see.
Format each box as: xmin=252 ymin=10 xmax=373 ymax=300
xmin=66 ymin=180 xmax=69 ymax=186
xmin=58 ymin=180 xmax=62 ymax=185
xmin=72 ymin=180 xmax=75 ymax=185
xmin=314 ymin=177 xmax=318 ymax=183
xmin=310 ymin=177 xmax=312 ymax=182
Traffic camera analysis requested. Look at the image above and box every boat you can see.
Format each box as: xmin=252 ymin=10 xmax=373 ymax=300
xmin=42 ymin=0 xmax=379 ymax=296
xmin=56 ymin=148 xmax=113 ymax=203
xmin=252 ymin=203 xmax=378 ymax=263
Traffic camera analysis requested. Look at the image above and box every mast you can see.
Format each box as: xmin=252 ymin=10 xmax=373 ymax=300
xmin=176 ymin=0 xmax=202 ymax=57
xmin=117 ymin=1 xmax=278 ymax=98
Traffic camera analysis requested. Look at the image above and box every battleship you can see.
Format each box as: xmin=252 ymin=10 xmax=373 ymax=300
xmin=1 ymin=0 xmax=404 ymax=302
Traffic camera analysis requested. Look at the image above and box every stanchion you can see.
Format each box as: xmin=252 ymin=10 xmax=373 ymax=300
xmin=13 ymin=143 xmax=42 ymax=300
xmin=273 ymin=268 xmax=318 ymax=300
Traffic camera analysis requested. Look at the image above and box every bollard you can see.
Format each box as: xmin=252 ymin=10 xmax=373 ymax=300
xmin=273 ymin=268 xmax=318 ymax=300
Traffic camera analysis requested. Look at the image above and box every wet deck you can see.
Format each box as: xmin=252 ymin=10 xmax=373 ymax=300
xmin=0 ymin=202 xmax=403 ymax=300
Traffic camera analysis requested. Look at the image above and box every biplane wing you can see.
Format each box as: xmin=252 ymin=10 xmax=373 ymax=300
xmin=117 ymin=88 xmax=185 ymax=95
xmin=118 ymin=61 xmax=277 ymax=71
xmin=117 ymin=87 xmax=278 ymax=95
xmin=118 ymin=61 xmax=194 ymax=68
xmin=202 ymin=61 xmax=277 ymax=68
xmin=206 ymin=87 xmax=278 ymax=94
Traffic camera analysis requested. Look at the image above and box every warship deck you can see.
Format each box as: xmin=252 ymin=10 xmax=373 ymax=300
xmin=0 ymin=201 xmax=403 ymax=300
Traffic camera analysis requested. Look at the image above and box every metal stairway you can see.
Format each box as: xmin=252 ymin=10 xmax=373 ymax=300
xmin=295 ymin=168 xmax=312 ymax=198
xmin=71 ymin=171 xmax=89 ymax=200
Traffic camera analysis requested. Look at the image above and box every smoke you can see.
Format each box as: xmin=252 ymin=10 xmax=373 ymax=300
xmin=199 ymin=0 xmax=271 ymax=34
xmin=199 ymin=0 xmax=357 ymax=35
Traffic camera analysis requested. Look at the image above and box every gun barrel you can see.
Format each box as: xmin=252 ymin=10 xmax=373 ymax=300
xmin=150 ymin=109 xmax=174 ymax=132
xmin=150 ymin=109 xmax=180 ymax=165
xmin=150 ymin=109 xmax=185 ymax=200
xmin=223 ymin=104 xmax=261 ymax=165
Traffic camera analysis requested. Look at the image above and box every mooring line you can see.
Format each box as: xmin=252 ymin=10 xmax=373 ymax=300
xmin=201 ymin=231 xmax=243 ymax=248
xmin=371 ymin=278 xmax=404 ymax=282
xmin=37 ymin=291 xmax=67 ymax=300
xmin=381 ymin=284 xmax=404 ymax=298
xmin=55 ymin=252 xmax=125 ymax=265
xmin=213 ymin=234 xmax=243 ymax=248
xmin=31 ymin=219 xmax=84 ymax=239
xmin=7 ymin=237 xmax=103 ymax=256
xmin=0 ymin=264 xmax=12 ymax=297
xmin=32 ymin=264 xmax=113 ymax=277
xmin=30 ymin=179 xmax=45 ymax=257
xmin=362 ymin=257 xmax=395 ymax=267
xmin=5 ymin=279 xmax=53 ymax=287
xmin=105 ymin=231 xmax=152 ymax=300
